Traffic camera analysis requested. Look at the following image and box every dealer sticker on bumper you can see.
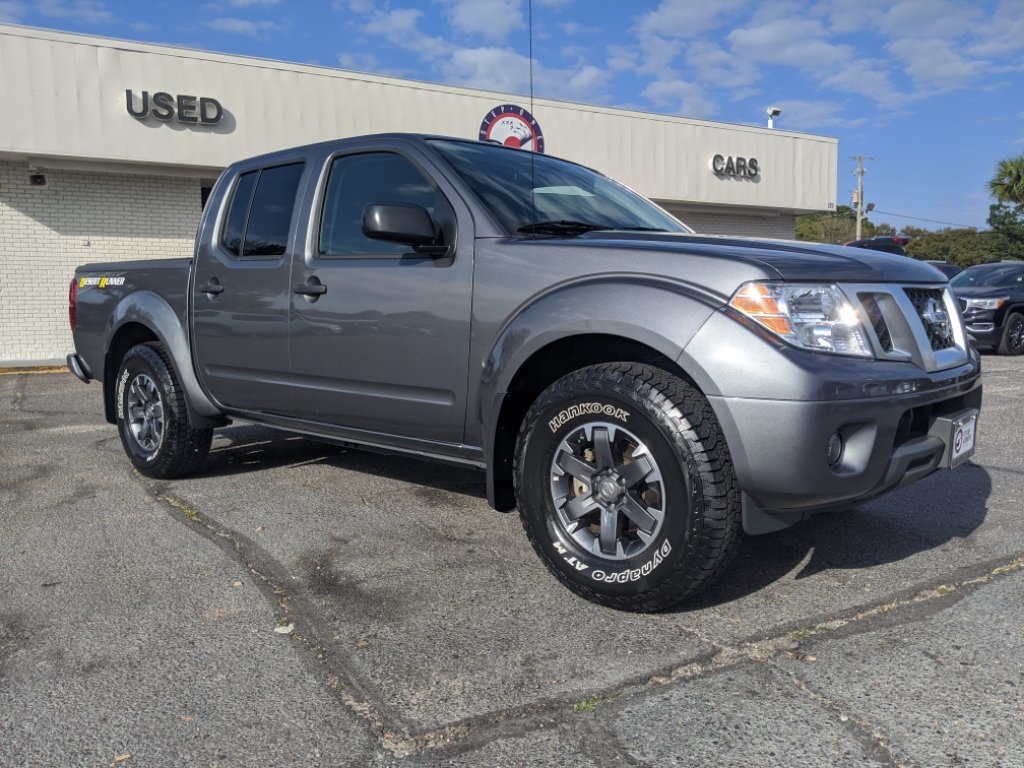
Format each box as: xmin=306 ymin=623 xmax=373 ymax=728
xmin=949 ymin=411 xmax=977 ymax=468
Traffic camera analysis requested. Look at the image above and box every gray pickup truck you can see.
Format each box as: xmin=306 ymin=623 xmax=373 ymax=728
xmin=68 ymin=134 xmax=982 ymax=611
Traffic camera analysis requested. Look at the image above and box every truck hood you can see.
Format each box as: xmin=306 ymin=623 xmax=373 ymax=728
xmin=573 ymin=231 xmax=945 ymax=284
xmin=949 ymin=285 xmax=1015 ymax=299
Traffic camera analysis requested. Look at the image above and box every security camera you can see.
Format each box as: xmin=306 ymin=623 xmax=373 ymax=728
xmin=767 ymin=107 xmax=782 ymax=118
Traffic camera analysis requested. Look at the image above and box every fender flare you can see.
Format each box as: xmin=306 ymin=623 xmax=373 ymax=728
xmin=478 ymin=275 xmax=724 ymax=508
xmin=105 ymin=291 xmax=224 ymax=425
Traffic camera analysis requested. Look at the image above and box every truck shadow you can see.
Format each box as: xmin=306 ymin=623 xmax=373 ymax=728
xmin=680 ymin=461 xmax=993 ymax=610
xmin=200 ymin=424 xmax=992 ymax=609
xmin=199 ymin=423 xmax=487 ymax=499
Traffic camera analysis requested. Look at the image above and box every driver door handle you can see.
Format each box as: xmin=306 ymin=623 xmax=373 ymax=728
xmin=294 ymin=282 xmax=327 ymax=296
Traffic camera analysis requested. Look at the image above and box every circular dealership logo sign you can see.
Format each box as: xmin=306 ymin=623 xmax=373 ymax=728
xmin=479 ymin=104 xmax=544 ymax=153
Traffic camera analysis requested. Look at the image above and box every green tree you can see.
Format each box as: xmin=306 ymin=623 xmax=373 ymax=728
xmin=988 ymin=154 xmax=1024 ymax=205
xmin=987 ymin=203 xmax=1024 ymax=261
xmin=904 ymin=228 xmax=1000 ymax=267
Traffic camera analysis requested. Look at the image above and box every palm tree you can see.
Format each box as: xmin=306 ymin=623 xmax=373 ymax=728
xmin=988 ymin=154 xmax=1024 ymax=205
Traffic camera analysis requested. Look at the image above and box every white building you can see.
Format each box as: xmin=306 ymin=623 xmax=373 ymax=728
xmin=0 ymin=24 xmax=838 ymax=364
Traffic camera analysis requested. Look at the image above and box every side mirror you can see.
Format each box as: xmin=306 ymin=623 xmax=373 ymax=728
xmin=362 ymin=203 xmax=438 ymax=247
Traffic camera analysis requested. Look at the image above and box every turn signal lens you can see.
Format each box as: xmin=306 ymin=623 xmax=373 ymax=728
xmin=729 ymin=284 xmax=792 ymax=335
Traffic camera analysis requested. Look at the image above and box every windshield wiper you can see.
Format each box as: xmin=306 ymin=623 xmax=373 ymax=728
xmin=605 ymin=226 xmax=671 ymax=232
xmin=516 ymin=220 xmax=608 ymax=236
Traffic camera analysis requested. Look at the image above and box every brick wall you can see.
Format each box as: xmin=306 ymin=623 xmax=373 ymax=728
xmin=0 ymin=161 xmax=201 ymax=363
xmin=659 ymin=203 xmax=797 ymax=240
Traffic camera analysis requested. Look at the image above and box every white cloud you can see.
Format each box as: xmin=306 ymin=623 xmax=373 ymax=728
xmin=879 ymin=0 xmax=983 ymax=39
xmin=606 ymin=44 xmax=637 ymax=73
xmin=684 ymin=40 xmax=759 ymax=90
xmin=769 ymin=99 xmax=865 ymax=130
xmin=206 ymin=17 xmax=278 ymax=36
xmin=334 ymin=0 xmax=374 ymax=11
xmin=642 ymin=78 xmax=716 ymax=118
xmin=550 ymin=64 xmax=608 ymax=102
xmin=560 ymin=22 xmax=599 ymax=37
xmin=0 ymin=1 xmax=25 ymax=23
xmin=439 ymin=45 xmax=610 ymax=103
xmin=440 ymin=0 xmax=523 ymax=42
xmin=362 ymin=8 xmax=447 ymax=59
xmin=812 ymin=0 xmax=895 ymax=34
xmin=821 ymin=59 xmax=903 ymax=107
xmin=37 ymin=0 xmax=111 ymax=23
xmin=888 ymin=37 xmax=984 ymax=90
xmin=634 ymin=0 xmax=748 ymax=40
xmin=727 ymin=18 xmax=853 ymax=70
xmin=967 ymin=0 xmax=1024 ymax=57
xmin=337 ymin=50 xmax=381 ymax=72
xmin=535 ymin=0 xmax=572 ymax=7
xmin=440 ymin=46 xmax=533 ymax=94
xmin=636 ymin=35 xmax=682 ymax=77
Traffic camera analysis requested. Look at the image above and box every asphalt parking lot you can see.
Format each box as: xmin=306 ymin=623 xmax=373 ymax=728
xmin=1 ymin=357 xmax=1022 ymax=768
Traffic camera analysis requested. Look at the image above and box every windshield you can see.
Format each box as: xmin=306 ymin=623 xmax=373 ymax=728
xmin=429 ymin=140 xmax=689 ymax=237
xmin=950 ymin=263 xmax=1024 ymax=288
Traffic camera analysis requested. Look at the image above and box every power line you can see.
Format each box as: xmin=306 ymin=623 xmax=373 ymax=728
xmin=870 ymin=210 xmax=979 ymax=229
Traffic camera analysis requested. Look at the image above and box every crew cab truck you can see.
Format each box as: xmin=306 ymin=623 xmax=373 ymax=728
xmin=67 ymin=134 xmax=982 ymax=611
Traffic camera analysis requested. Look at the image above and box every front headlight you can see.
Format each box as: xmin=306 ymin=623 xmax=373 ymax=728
xmin=963 ymin=297 xmax=1007 ymax=311
xmin=729 ymin=282 xmax=873 ymax=358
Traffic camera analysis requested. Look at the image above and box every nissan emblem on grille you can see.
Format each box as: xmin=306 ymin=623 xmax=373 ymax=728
xmin=904 ymin=288 xmax=956 ymax=351
xmin=922 ymin=298 xmax=952 ymax=344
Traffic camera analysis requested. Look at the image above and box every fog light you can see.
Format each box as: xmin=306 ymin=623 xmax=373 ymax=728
xmin=826 ymin=433 xmax=844 ymax=469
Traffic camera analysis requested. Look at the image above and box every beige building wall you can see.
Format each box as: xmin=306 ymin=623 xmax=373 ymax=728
xmin=0 ymin=24 xmax=838 ymax=214
xmin=0 ymin=160 xmax=199 ymax=362
xmin=0 ymin=24 xmax=840 ymax=363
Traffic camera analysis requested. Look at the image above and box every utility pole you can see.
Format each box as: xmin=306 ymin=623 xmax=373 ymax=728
xmin=851 ymin=155 xmax=874 ymax=240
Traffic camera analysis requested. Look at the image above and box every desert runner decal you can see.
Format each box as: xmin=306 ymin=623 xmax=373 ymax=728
xmin=79 ymin=276 xmax=126 ymax=289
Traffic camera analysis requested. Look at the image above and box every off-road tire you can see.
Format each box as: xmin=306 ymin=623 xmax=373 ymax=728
xmin=115 ymin=343 xmax=212 ymax=478
xmin=998 ymin=312 xmax=1024 ymax=355
xmin=514 ymin=362 xmax=741 ymax=612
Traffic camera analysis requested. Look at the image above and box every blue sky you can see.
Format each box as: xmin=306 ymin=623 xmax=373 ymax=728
xmin=2 ymin=0 xmax=1022 ymax=232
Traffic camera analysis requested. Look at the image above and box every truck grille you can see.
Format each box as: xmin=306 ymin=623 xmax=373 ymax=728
xmin=850 ymin=283 xmax=966 ymax=373
xmin=904 ymin=288 xmax=956 ymax=351
xmin=859 ymin=295 xmax=894 ymax=352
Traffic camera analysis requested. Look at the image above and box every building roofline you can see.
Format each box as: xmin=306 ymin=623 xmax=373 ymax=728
xmin=0 ymin=21 xmax=838 ymax=145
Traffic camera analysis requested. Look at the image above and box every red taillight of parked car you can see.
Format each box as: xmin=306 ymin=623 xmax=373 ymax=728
xmin=69 ymin=278 xmax=78 ymax=331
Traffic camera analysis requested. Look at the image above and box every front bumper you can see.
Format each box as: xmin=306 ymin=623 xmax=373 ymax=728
xmin=961 ymin=307 xmax=1001 ymax=347
xmin=965 ymin=322 xmax=1000 ymax=347
xmin=708 ymin=359 xmax=982 ymax=533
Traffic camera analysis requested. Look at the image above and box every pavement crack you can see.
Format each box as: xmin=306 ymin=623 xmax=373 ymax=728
xmin=127 ymin=466 xmax=1024 ymax=762
xmin=573 ymin=715 xmax=651 ymax=767
xmin=134 ymin=474 xmax=401 ymax=750
xmin=769 ymin=661 xmax=917 ymax=768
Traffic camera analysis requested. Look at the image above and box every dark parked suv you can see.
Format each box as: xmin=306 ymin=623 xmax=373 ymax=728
xmin=845 ymin=235 xmax=910 ymax=255
xmin=950 ymin=261 xmax=1024 ymax=355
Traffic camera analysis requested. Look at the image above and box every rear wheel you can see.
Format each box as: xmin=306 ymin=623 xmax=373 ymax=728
xmin=115 ymin=343 xmax=212 ymax=478
xmin=998 ymin=312 xmax=1024 ymax=355
xmin=514 ymin=362 xmax=741 ymax=612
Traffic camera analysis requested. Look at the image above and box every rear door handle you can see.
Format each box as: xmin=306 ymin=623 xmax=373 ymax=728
xmin=294 ymin=282 xmax=327 ymax=296
xmin=199 ymin=281 xmax=224 ymax=295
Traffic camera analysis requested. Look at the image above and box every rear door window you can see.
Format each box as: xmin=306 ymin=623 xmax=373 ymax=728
xmin=220 ymin=162 xmax=305 ymax=258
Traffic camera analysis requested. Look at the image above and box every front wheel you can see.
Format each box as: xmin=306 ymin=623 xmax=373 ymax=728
xmin=514 ymin=363 xmax=741 ymax=612
xmin=115 ymin=343 xmax=212 ymax=478
xmin=998 ymin=312 xmax=1024 ymax=355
